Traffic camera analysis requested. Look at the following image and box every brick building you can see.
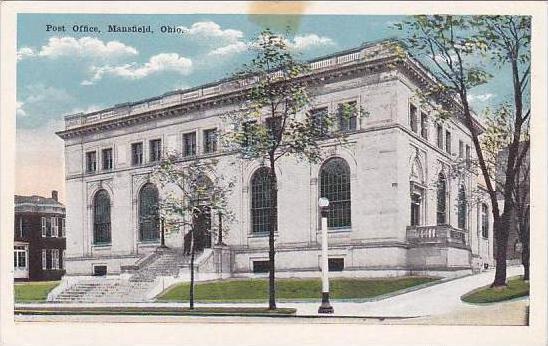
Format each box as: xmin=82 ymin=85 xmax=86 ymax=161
xmin=14 ymin=191 xmax=66 ymax=281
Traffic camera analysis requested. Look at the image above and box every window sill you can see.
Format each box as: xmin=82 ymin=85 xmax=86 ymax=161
xmin=92 ymin=243 xmax=112 ymax=248
xmin=138 ymin=240 xmax=160 ymax=245
xmin=248 ymin=232 xmax=278 ymax=238
xmin=316 ymin=228 xmax=352 ymax=234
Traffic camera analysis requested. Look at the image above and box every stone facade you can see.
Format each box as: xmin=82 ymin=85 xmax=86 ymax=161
xmin=57 ymin=40 xmax=494 ymax=279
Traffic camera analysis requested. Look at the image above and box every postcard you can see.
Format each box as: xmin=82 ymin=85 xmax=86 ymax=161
xmin=1 ymin=2 xmax=546 ymax=346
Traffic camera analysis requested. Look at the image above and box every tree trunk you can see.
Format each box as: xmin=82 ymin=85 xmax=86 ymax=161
xmin=268 ymin=158 xmax=278 ymax=310
xmin=492 ymin=214 xmax=510 ymax=287
xmin=189 ymin=229 xmax=195 ymax=310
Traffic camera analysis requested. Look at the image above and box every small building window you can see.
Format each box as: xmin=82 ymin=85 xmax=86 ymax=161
xmin=420 ymin=112 xmax=428 ymax=139
xmin=14 ymin=246 xmax=27 ymax=269
xmin=410 ymin=192 xmax=421 ymax=226
xmin=410 ymin=104 xmax=418 ymax=133
xmin=459 ymin=140 xmax=464 ymax=159
xmin=309 ymin=107 xmax=329 ymax=137
xmin=203 ymin=128 xmax=217 ymax=154
xmin=51 ymin=216 xmax=58 ymax=237
xmin=266 ymin=117 xmax=282 ymax=141
xmin=458 ymin=185 xmax=467 ymax=229
xmin=93 ymin=265 xmax=107 ymax=276
xmin=242 ymin=120 xmax=258 ymax=147
xmin=436 ymin=124 xmax=443 ymax=149
xmin=328 ymin=258 xmax=344 ymax=272
xmin=338 ymin=101 xmax=357 ymax=132
xmin=131 ymin=142 xmax=143 ymax=166
xmin=149 ymin=139 xmax=162 ymax=162
xmin=251 ymin=167 xmax=277 ymax=234
xmin=183 ymin=132 xmax=197 ymax=157
xmin=252 ymin=260 xmax=270 ymax=273
xmin=102 ymin=148 xmax=113 ymax=170
xmin=481 ymin=203 xmax=489 ymax=238
xmin=42 ymin=249 xmax=58 ymax=270
xmin=445 ymin=131 xmax=452 ymax=154
xmin=436 ymin=173 xmax=447 ymax=225
xmin=466 ymin=145 xmax=471 ymax=169
xmin=86 ymin=151 xmax=97 ymax=173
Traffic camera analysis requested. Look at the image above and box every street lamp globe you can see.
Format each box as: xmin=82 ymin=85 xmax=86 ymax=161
xmin=318 ymin=197 xmax=330 ymax=208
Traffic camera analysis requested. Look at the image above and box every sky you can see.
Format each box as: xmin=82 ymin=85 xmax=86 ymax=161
xmin=16 ymin=14 xmax=514 ymax=203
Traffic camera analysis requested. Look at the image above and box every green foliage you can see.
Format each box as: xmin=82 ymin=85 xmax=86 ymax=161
xmin=14 ymin=281 xmax=59 ymax=302
xmin=461 ymin=276 xmax=529 ymax=304
xmin=152 ymin=152 xmax=234 ymax=238
xmin=157 ymin=276 xmax=437 ymax=302
xmin=222 ymin=28 xmax=356 ymax=165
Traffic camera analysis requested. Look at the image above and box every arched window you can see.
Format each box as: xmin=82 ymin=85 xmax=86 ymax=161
xmin=436 ymin=173 xmax=447 ymax=225
xmin=139 ymin=183 xmax=159 ymax=241
xmin=320 ymin=158 xmax=351 ymax=228
xmin=93 ymin=189 xmax=111 ymax=244
xmin=458 ymin=185 xmax=467 ymax=229
xmin=251 ymin=167 xmax=276 ymax=234
xmin=481 ymin=203 xmax=489 ymax=238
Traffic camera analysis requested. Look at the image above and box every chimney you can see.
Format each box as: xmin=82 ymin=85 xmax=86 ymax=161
xmin=51 ymin=190 xmax=58 ymax=202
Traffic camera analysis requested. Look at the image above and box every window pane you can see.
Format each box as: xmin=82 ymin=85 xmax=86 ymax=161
xmin=251 ymin=168 xmax=276 ymax=234
xmin=139 ymin=183 xmax=160 ymax=241
xmin=437 ymin=174 xmax=446 ymax=224
xmin=93 ymin=190 xmax=111 ymax=244
xmin=320 ymin=158 xmax=351 ymax=228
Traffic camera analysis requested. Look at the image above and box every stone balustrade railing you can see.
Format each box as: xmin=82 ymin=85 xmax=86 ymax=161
xmin=406 ymin=225 xmax=467 ymax=247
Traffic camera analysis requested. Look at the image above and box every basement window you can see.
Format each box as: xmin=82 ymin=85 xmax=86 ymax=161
xmin=328 ymin=258 xmax=345 ymax=272
xmin=252 ymin=260 xmax=270 ymax=273
xmin=93 ymin=265 xmax=107 ymax=276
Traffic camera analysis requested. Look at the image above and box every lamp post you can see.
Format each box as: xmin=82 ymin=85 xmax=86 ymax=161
xmin=318 ymin=197 xmax=334 ymax=314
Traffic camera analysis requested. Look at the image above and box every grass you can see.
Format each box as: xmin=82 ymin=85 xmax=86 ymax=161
xmin=15 ymin=306 xmax=296 ymax=316
xmin=461 ymin=276 xmax=529 ymax=304
xmin=14 ymin=281 xmax=60 ymax=302
xmin=157 ymin=276 xmax=438 ymax=302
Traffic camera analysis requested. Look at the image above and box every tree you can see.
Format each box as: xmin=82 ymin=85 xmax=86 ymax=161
xmin=395 ymin=15 xmax=530 ymax=287
xmin=222 ymin=28 xmax=358 ymax=309
xmin=152 ymin=153 xmax=234 ymax=309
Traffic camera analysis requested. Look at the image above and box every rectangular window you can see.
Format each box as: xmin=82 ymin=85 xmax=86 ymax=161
xmin=242 ymin=121 xmax=257 ymax=147
xmin=62 ymin=250 xmax=66 ymax=269
xmin=410 ymin=104 xmax=418 ymax=133
xmin=86 ymin=151 xmax=97 ymax=173
xmin=61 ymin=218 xmax=66 ymax=237
xmin=309 ymin=107 xmax=329 ymax=137
xmin=183 ymin=132 xmax=197 ymax=157
xmin=410 ymin=192 xmax=421 ymax=226
xmin=328 ymin=258 xmax=345 ymax=272
xmin=51 ymin=217 xmax=58 ymax=237
xmin=42 ymin=249 xmax=47 ymax=270
xmin=203 ymin=128 xmax=217 ymax=154
xmin=481 ymin=204 xmax=489 ymax=238
xmin=266 ymin=117 xmax=282 ymax=141
xmin=445 ymin=130 xmax=452 ymax=154
xmin=41 ymin=217 xmax=46 ymax=237
xmin=102 ymin=148 xmax=113 ymax=170
xmin=338 ymin=101 xmax=357 ymax=132
xmin=18 ymin=217 xmax=23 ymax=238
xmin=420 ymin=113 xmax=428 ymax=139
xmin=149 ymin=139 xmax=162 ymax=162
xmin=131 ymin=142 xmax=143 ymax=166
xmin=14 ymin=246 xmax=27 ymax=269
xmin=52 ymin=249 xmax=60 ymax=270
xmin=436 ymin=124 xmax=443 ymax=149
xmin=459 ymin=140 xmax=464 ymax=158
xmin=466 ymin=145 xmax=471 ymax=169
xmin=252 ymin=260 xmax=270 ymax=273
xmin=93 ymin=265 xmax=107 ymax=276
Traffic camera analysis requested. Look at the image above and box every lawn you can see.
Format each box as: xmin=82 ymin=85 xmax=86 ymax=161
xmin=461 ymin=276 xmax=529 ymax=304
xmin=14 ymin=281 xmax=60 ymax=302
xmin=157 ymin=276 xmax=437 ymax=302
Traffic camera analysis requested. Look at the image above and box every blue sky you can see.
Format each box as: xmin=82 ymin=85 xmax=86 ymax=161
xmin=15 ymin=14 xmax=515 ymax=200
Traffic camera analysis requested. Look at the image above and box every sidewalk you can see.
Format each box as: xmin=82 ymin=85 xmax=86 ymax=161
xmin=15 ymin=266 xmax=526 ymax=321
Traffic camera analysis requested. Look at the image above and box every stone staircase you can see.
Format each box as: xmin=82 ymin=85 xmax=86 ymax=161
xmin=50 ymin=248 xmax=193 ymax=303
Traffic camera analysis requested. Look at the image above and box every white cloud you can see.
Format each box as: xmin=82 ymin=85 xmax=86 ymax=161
xmin=468 ymin=93 xmax=494 ymax=103
xmin=17 ymin=47 xmax=35 ymax=61
xmin=208 ymin=41 xmax=249 ymax=57
xmin=16 ymin=101 xmax=26 ymax=116
xmin=287 ymin=34 xmax=335 ymax=51
xmin=178 ymin=21 xmax=243 ymax=44
xmin=83 ymin=53 xmax=192 ymax=85
xmin=18 ymin=36 xmax=138 ymax=61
